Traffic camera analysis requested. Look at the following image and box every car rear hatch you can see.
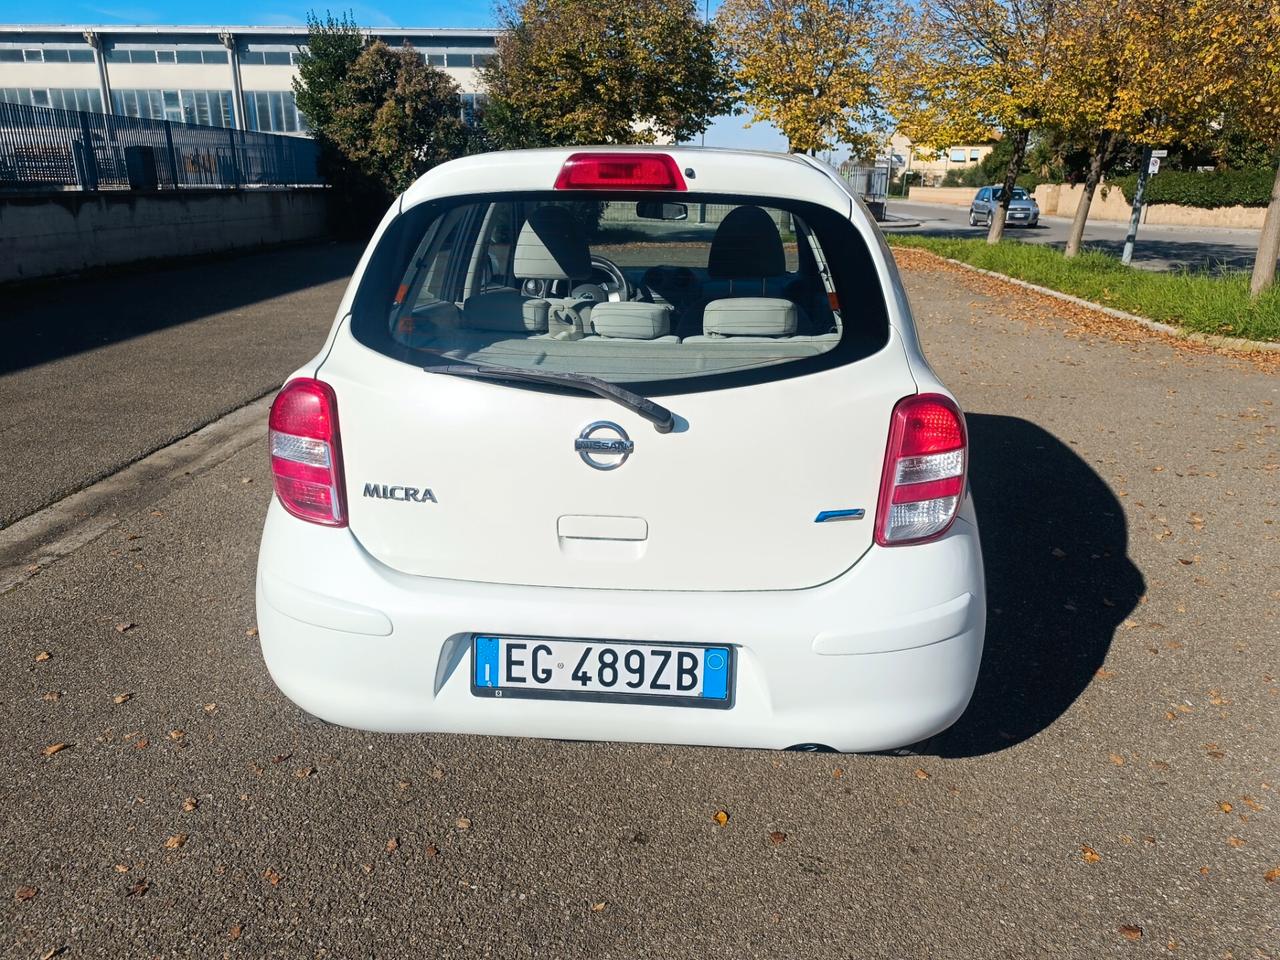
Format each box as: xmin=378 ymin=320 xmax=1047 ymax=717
xmin=319 ymin=329 xmax=913 ymax=592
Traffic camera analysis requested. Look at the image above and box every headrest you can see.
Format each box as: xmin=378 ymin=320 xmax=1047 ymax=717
xmin=590 ymin=302 xmax=672 ymax=339
xmin=702 ymin=298 xmax=797 ymax=337
xmin=707 ymin=206 xmax=786 ymax=279
xmin=513 ymin=205 xmax=591 ymax=281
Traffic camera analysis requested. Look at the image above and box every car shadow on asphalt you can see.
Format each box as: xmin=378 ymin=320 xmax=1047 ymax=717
xmin=0 ymin=240 xmax=363 ymax=377
xmin=934 ymin=413 xmax=1145 ymax=758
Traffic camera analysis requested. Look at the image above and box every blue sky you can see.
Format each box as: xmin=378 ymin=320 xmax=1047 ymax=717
xmin=0 ymin=0 xmax=808 ymax=154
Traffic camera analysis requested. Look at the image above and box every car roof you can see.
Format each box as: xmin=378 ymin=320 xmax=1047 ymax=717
xmin=400 ymin=146 xmax=858 ymax=216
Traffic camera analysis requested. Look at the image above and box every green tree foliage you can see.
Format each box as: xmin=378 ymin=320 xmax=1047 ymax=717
xmin=293 ymin=11 xmax=471 ymax=226
xmin=327 ymin=42 xmax=470 ymax=193
xmin=481 ymin=0 xmax=732 ymax=148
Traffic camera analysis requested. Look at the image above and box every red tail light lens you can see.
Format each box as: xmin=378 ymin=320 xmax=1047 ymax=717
xmin=268 ymin=378 xmax=347 ymax=527
xmin=875 ymin=394 xmax=967 ymax=546
xmin=554 ymin=153 xmax=687 ymax=191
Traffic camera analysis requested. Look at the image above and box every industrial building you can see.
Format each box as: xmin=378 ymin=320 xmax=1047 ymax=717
xmin=0 ymin=24 xmax=497 ymax=134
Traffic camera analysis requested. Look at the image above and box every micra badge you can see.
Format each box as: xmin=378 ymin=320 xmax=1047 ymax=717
xmin=363 ymin=483 xmax=437 ymax=503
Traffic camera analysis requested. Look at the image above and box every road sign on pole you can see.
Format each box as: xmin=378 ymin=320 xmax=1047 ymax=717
xmin=1150 ymin=149 xmax=1168 ymax=158
xmin=1148 ymin=156 xmax=1161 ymax=175
xmin=1121 ymin=146 xmax=1154 ymax=266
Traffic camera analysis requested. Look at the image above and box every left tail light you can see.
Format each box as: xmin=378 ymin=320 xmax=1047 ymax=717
xmin=875 ymin=393 xmax=967 ymax=546
xmin=268 ymin=378 xmax=347 ymax=527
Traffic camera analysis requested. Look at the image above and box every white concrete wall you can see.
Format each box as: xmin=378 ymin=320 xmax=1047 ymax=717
xmin=0 ymin=188 xmax=330 ymax=283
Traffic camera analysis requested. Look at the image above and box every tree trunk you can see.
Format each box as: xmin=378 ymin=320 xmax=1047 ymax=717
xmin=987 ymin=127 xmax=1030 ymax=244
xmin=1250 ymin=153 xmax=1280 ymax=297
xmin=1065 ymin=132 xmax=1115 ymax=259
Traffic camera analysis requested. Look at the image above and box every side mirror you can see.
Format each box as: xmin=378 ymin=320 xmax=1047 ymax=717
xmin=636 ymin=201 xmax=688 ymax=221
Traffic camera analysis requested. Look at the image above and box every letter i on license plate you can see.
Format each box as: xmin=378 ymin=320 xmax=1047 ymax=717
xmin=470 ymin=636 xmax=733 ymax=709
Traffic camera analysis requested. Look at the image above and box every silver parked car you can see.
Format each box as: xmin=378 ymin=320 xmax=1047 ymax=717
xmin=969 ymin=186 xmax=1039 ymax=227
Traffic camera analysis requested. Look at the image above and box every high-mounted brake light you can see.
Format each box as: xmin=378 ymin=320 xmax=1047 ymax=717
xmin=268 ymin=378 xmax=347 ymax=527
xmin=554 ymin=152 xmax=686 ymax=191
xmin=875 ymin=394 xmax=967 ymax=546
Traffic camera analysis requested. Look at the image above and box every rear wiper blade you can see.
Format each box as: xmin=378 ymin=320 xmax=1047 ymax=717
xmin=425 ymin=361 xmax=676 ymax=434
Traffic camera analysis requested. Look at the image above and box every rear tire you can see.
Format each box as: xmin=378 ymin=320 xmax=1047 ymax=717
xmin=968 ymin=210 xmax=978 ymax=227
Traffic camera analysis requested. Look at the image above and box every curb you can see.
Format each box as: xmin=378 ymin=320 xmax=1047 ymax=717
xmin=903 ymin=249 xmax=1280 ymax=354
xmin=0 ymin=394 xmax=274 ymax=595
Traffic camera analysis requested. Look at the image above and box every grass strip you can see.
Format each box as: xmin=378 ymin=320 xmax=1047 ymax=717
xmin=887 ymin=234 xmax=1280 ymax=343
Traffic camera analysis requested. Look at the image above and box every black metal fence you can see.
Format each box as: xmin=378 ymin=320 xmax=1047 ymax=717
xmin=0 ymin=100 xmax=324 ymax=191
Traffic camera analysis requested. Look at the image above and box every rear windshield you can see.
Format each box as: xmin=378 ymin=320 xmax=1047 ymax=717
xmin=351 ymin=192 xmax=889 ymax=393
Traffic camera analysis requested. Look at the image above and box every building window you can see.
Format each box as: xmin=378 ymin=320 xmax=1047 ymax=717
xmin=156 ymin=50 xmax=176 ymax=63
xmin=969 ymin=148 xmax=980 ymax=161
xmin=112 ymin=88 xmax=235 ymax=127
xmin=244 ymin=90 xmax=308 ymax=133
xmin=1 ymin=87 xmax=104 ymax=112
xmin=0 ymin=50 xmax=22 ymax=62
xmin=448 ymin=53 xmax=474 ymax=67
xmin=426 ymin=53 xmax=446 ymax=66
xmin=69 ymin=49 xmax=95 ymax=63
xmin=949 ymin=147 xmax=967 ymax=163
xmin=23 ymin=49 xmax=44 ymax=62
xmin=459 ymin=92 xmax=488 ymax=126
xmin=472 ymin=53 xmax=494 ymax=67
xmin=108 ymin=48 xmax=227 ymax=64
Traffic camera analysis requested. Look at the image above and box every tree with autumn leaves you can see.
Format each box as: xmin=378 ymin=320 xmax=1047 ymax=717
xmin=716 ymin=0 xmax=883 ymax=157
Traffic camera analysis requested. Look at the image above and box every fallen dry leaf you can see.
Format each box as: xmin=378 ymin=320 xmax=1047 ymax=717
xmin=41 ymin=946 xmax=67 ymax=959
xmin=385 ymin=837 xmax=399 ymax=853
xmin=1108 ymin=753 xmax=1125 ymax=766
xmin=1095 ymin=668 xmax=1116 ymax=679
xmin=203 ymin=703 xmax=217 ymax=714
xmin=228 ymin=924 xmax=243 ymax=941
xmin=769 ymin=831 xmax=787 ymax=845
xmin=262 ymin=867 xmax=281 ymax=886
xmin=1118 ymin=925 xmax=1143 ymax=942
xmin=133 ymin=738 xmax=149 ymax=750
xmin=294 ymin=767 xmax=315 ymax=780
xmin=1242 ymin=796 xmax=1263 ymax=812
xmin=113 ymin=693 xmax=132 ymax=705
xmin=832 ymin=767 xmax=843 ymax=778
xmin=42 ymin=691 xmax=61 ymax=701
xmin=712 ymin=810 xmax=729 ymax=827
xmin=1199 ymin=866 xmax=1210 ymax=877
xmin=182 ymin=798 xmax=198 ymax=812
xmin=1081 ymin=844 xmax=1102 ymax=863
xmin=164 ymin=834 xmax=187 ymax=850
xmin=42 ymin=743 xmax=70 ymax=758
xmin=34 ymin=651 xmax=51 ymax=662
xmin=15 ymin=885 xmax=38 ymax=901
xmin=1227 ymin=836 xmax=1245 ymax=848
xmin=425 ymin=844 xmax=439 ymax=858
xmin=126 ymin=879 xmax=149 ymax=897
xmin=431 ymin=767 xmax=445 ymax=780
xmin=455 ymin=817 xmax=472 ymax=831
xmin=590 ymin=902 xmax=607 ymax=913
xmin=245 ymin=627 xmax=258 ymax=638
xmin=115 ymin=622 xmax=135 ymax=633
xmin=168 ymin=729 xmax=184 ymax=741
xmin=1219 ymin=802 xmax=1233 ymax=813
xmin=914 ymin=768 xmax=930 ymax=780
xmin=1264 ymin=867 xmax=1280 ymax=883
xmin=114 ymin=864 xmax=129 ymax=873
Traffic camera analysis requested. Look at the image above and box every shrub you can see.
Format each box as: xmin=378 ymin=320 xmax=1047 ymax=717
xmin=1111 ymin=168 xmax=1276 ymax=208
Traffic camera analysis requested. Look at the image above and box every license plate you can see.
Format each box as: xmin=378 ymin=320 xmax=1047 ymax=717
xmin=470 ymin=635 xmax=734 ymax=709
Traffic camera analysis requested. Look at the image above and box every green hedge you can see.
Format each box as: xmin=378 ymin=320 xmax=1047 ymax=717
xmin=1110 ymin=167 xmax=1276 ymax=209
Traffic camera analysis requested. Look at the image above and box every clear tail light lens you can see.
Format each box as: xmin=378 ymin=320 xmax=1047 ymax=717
xmin=268 ymin=378 xmax=347 ymax=527
xmin=875 ymin=394 xmax=967 ymax=546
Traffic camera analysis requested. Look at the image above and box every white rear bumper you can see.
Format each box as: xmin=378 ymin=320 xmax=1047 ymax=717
xmin=255 ymin=500 xmax=986 ymax=752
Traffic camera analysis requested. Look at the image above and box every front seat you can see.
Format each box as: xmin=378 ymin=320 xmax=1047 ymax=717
xmin=462 ymin=205 xmax=594 ymax=334
xmin=680 ymin=206 xmax=790 ymax=338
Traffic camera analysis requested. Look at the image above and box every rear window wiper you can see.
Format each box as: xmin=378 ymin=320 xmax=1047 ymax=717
xmin=424 ymin=361 xmax=676 ymax=434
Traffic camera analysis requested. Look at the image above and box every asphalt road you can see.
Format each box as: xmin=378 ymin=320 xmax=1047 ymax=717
xmin=3 ymin=245 xmax=1278 ymax=958
xmin=0 ymin=242 xmax=362 ymax=528
xmin=886 ymin=199 xmax=1268 ymax=275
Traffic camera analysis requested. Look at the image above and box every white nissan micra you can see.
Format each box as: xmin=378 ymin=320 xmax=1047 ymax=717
xmin=256 ymin=147 xmax=986 ymax=752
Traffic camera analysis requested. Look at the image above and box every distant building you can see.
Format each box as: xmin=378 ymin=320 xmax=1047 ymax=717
xmin=887 ymin=132 xmax=996 ymax=186
xmin=0 ymin=24 xmax=497 ymax=135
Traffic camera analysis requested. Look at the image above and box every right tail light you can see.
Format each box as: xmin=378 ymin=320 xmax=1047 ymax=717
xmin=875 ymin=393 xmax=967 ymax=546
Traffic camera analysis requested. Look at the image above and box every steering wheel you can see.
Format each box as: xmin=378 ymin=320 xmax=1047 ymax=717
xmin=571 ymin=255 xmax=631 ymax=303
